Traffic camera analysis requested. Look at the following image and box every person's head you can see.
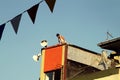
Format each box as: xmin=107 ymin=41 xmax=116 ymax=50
xmin=56 ymin=33 xmax=60 ymax=37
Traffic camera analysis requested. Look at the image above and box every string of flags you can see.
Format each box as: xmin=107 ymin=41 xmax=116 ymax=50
xmin=0 ymin=0 xmax=56 ymax=40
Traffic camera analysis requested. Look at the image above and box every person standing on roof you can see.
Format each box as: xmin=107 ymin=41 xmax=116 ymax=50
xmin=56 ymin=33 xmax=67 ymax=44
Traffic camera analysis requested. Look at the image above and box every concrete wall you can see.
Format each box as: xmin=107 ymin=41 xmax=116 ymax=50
xmin=67 ymin=45 xmax=110 ymax=70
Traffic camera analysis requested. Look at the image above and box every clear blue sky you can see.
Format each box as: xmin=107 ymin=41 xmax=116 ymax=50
xmin=0 ymin=0 xmax=120 ymax=80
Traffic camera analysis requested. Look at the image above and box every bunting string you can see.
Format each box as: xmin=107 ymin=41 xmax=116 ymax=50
xmin=1 ymin=0 xmax=44 ymax=25
xmin=0 ymin=0 xmax=56 ymax=40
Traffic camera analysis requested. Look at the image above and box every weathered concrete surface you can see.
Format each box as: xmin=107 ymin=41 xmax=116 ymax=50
xmin=67 ymin=44 xmax=111 ymax=70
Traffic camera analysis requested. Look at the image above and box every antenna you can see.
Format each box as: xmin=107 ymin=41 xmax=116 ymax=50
xmin=106 ymin=31 xmax=113 ymax=40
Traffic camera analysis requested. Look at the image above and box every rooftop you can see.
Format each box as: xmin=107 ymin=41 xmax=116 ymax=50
xmin=98 ymin=37 xmax=120 ymax=52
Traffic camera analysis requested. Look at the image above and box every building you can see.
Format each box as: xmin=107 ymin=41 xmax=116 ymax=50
xmin=39 ymin=37 xmax=120 ymax=80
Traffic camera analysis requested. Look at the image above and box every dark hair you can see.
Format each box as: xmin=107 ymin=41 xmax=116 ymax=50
xmin=56 ymin=33 xmax=60 ymax=37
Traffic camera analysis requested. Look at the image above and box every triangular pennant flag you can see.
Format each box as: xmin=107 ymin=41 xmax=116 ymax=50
xmin=0 ymin=24 xmax=5 ymax=40
xmin=27 ymin=4 xmax=39 ymax=24
xmin=11 ymin=14 xmax=22 ymax=34
xmin=45 ymin=0 xmax=56 ymax=12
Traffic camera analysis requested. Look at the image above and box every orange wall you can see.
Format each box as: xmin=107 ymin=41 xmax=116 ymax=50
xmin=44 ymin=46 xmax=63 ymax=72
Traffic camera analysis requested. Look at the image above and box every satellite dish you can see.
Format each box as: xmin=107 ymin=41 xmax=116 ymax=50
xmin=33 ymin=55 xmax=39 ymax=62
xmin=33 ymin=53 xmax=42 ymax=62
xmin=40 ymin=40 xmax=48 ymax=48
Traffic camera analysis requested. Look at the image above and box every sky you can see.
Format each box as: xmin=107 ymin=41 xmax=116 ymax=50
xmin=0 ymin=0 xmax=120 ymax=80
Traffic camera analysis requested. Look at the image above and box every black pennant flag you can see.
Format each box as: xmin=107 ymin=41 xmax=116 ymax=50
xmin=45 ymin=0 xmax=56 ymax=12
xmin=0 ymin=24 xmax=5 ymax=40
xmin=11 ymin=14 xmax=22 ymax=34
xmin=27 ymin=4 xmax=39 ymax=24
